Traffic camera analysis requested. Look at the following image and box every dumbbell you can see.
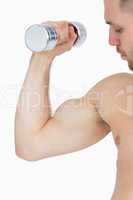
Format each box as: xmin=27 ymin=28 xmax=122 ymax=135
xmin=25 ymin=21 xmax=87 ymax=52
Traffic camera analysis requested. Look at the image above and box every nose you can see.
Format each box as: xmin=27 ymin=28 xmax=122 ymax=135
xmin=109 ymin=27 xmax=120 ymax=46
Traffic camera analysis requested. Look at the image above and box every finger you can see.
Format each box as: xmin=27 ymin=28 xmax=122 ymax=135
xmin=69 ymin=26 xmax=78 ymax=43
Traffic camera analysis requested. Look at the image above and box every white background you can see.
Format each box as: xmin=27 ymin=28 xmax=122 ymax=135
xmin=0 ymin=0 xmax=131 ymax=199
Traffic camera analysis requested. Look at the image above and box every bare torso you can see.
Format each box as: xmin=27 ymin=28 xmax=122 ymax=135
xmin=92 ymin=72 xmax=133 ymax=199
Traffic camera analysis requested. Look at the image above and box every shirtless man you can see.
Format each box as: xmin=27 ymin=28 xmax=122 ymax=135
xmin=15 ymin=0 xmax=133 ymax=199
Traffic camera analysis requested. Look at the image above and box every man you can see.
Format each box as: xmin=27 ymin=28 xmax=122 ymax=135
xmin=15 ymin=0 xmax=133 ymax=199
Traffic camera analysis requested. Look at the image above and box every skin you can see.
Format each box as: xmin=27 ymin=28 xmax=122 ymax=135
xmin=104 ymin=1 xmax=133 ymax=199
xmin=104 ymin=0 xmax=133 ymax=71
xmin=15 ymin=4 xmax=133 ymax=200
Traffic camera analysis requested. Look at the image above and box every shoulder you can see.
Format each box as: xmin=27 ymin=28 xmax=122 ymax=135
xmin=87 ymin=72 xmax=133 ymax=105
xmin=88 ymin=72 xmax=133 ymax=93
xmin=84 ymin=72 xmax=133 ymax=144
xmin=87 ymin=72 xmax=133 ymax=124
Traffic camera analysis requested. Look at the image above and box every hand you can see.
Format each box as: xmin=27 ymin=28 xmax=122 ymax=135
xmin=40 ymin=20 xmax=78 ymax=58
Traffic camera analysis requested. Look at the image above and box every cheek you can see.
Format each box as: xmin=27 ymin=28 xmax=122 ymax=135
xmin=122 ymin=30 xmax=133 ymax=49
xmin=128 ymin=34 xmax=133 ymax=50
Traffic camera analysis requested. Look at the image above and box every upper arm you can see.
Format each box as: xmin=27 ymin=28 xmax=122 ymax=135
xmin=19 ymin=72 xmax=131 ymax=161
xmin=26 ymin=97 xmax=110 ymax=160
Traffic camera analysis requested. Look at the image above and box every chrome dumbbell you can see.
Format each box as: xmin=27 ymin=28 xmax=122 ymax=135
xmin=25 ymin=21 xmax=87 ymax=52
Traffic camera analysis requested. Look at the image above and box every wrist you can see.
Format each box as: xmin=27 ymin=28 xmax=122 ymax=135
xmin=30 ymin=52 xmax=55 ymax=66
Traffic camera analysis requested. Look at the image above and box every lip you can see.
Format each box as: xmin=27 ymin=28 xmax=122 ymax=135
xmin=117 ymin=49 xmax=122 ymax=55
xmin=116 ymin=48 xmax=126 ymax=58
xmin=116 ymin=49 xmax=119 ymax=53
xmin=116 ymin=47 xmax=120 ymax=53
xmin=116 ymin=47 xmax=124 ymax=54
xmin=121 ymin=55 xmax=127 ymax=60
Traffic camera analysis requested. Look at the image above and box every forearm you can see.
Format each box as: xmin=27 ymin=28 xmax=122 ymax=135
xmin=15 ymin=52 xmax=54 ymax=152
xmin=15 ymin=21 xmax=78 ymax=160
xmin=15 ymin=21 xmax=76 ymax=139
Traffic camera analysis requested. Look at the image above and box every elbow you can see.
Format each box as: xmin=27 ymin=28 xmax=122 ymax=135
xmin=15 ymin=132 xmax=50 ymax=161
xmin=15 ymin=132 xmax=44 ymax=161
xmin=15 ymin=149 xmax=38 ymax=162
xmin=15 ymin=146 xmax=43 ymax=162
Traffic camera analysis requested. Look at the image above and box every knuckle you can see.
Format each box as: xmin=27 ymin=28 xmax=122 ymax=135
xmin=61 ymin=20 xmax=68 ymax=26
xmin=60 ymin=21 xmax=69 ymax=30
